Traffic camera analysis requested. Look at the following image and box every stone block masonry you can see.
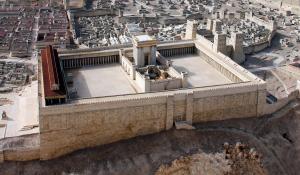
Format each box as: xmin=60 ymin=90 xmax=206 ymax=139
xmin=39 ymin=81 xmax=265 ymax=160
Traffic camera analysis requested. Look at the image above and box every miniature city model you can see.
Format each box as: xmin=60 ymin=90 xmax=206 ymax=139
xmin=39 ymin=23 xmax=266 ymax=159
xmin=0 ymin=1 xmax=300 ymax=173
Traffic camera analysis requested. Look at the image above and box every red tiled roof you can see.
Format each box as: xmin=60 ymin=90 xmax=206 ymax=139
xmin=41 ymin=45 xmax=66 ymax=99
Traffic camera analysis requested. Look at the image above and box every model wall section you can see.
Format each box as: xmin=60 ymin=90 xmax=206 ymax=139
xmin=39 ymin=81 xmax=265 ymax=160
xmin=39 ymin=96 xmax=168 ymax=160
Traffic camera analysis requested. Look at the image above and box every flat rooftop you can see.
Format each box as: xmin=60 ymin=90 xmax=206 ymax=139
xmin=67 ymin=64 xmax=137 ymax=98
xmin=135 ymin=35 xmax=154 ymax=42
xmin=170 ymin=54 xmax=233 ymax=87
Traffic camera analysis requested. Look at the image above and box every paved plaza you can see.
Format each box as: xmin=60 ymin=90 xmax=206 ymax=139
xmin=171 ymin=54 xmax=233 ymax=87
xmin=0 ymin=81 xmax=39 ymax=139
xmin=68 ymin=64 xmax=137 ymax=98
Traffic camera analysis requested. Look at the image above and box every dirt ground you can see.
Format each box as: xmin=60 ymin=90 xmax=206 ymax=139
xmin=155 ymin=143 xmax=267 ymax=175
xmin=0 ymin=100 xmax=299 ymax=175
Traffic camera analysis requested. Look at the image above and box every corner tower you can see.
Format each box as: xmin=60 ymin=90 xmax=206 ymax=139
xmin=213 ymin=33 xmax=227 ymax=55
xmin=185 ymin=20 xmax=198 ymax=40
xmin=230 ymin=32 xmax=245 ymax=64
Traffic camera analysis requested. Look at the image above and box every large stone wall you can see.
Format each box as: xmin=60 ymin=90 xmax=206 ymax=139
xmin=39 ymin=81 xmax=266 ymax=160
xmin=244 ymin=41 xmax=270 ymax=55
xmin=0 ymin=147 xmax=40 ymax=162
xmin=40 ymin=95 xmax=168 ymax=160
xmin=246 ymin=14 xmax=277 ymax=32
xmin=38 ymin=38 xmax=267 ymax=160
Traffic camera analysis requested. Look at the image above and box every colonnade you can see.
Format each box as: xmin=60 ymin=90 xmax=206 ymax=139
xmin=159 ymin=47 xmax=195 ymax=57
xmin=62 ymin=55 xmax=119 ymax=69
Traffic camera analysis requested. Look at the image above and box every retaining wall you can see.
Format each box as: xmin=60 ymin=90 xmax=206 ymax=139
xmin=39 ymin=81 xmax=265 ymax=160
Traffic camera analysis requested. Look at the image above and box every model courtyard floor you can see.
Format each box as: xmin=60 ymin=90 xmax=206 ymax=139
xmin=170 ymin=54 xmax=233 ymax=87
xmin=67 ymin=64 xmax=138 ymax=98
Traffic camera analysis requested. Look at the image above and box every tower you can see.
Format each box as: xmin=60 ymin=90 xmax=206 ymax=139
xmin=132 ymin=35 xmax=157 ymax=67
xmin=206 ymin=19 xmax=213 ymax=31
xmin=230 ymin=32 xmax=245 ymax=64
xmin=185 ymin=20 xmax=198 ymax=40
xmin=213 ymin=33 xmax=227 ymax=55
xmin=212 ymin=19 xmax=222 ymax=34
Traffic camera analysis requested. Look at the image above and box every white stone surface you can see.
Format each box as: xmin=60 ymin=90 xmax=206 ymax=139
xmin=135 ymin=35 xmax=154 ymax=42
xmin=68 ymin=64 xmax=137 ymax=98
xmin=171 ymin=55 xmax=233 ymax=87
xmin=0 ymin=81 xmax=39 ymax=138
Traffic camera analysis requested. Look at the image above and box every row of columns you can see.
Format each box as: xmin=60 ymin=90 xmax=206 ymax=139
xmin=161 ymin=47 xmax=195 ymax=57
xmin=45 ymin=98 xmax=66 ymax=106
xmin=62 ymin=55 xmax=119 ymax=68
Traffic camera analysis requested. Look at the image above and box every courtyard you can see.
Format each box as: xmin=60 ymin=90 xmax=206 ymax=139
xmin=67 ymin=64 xmax=137 ymax=98
xmin=170 ymin=54 xmax=233 ymax=87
